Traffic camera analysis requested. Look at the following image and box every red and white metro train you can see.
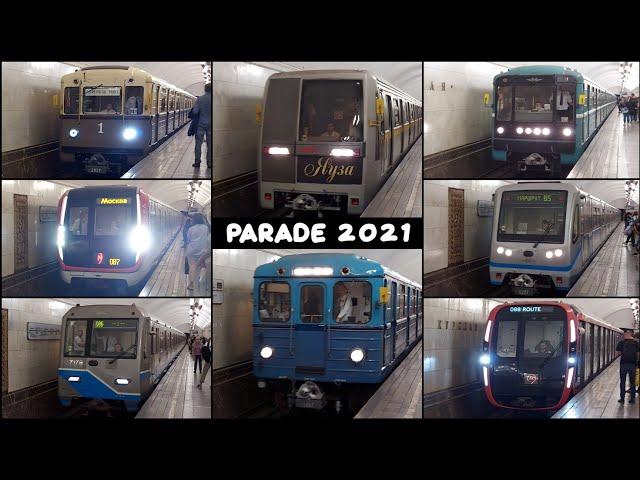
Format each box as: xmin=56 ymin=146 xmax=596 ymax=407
xmin=481 ymin=301 xmax=623 ymax=412
xmin=56 ymin=185 xmax=182 ymax=290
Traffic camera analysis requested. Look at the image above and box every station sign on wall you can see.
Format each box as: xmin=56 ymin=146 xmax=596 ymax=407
xmin=27 ymin=322 xmax=61 ymax=340
xmin=39 ymin=206 xmax=58 ymax=222
xmin=213 ymin=279 xmax=224 ymax=304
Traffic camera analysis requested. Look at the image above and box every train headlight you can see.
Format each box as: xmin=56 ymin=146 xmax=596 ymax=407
xmin=331 ymin=148 xmax=355 ymax=157
xmin=496 ymin=246 xmax=505 ymax=254
xmin=516 ymin=127 xmax=524 ymax=134
xmin=69 ymin=128 xmax=79 ymax=138
xmin=566 ymin=367 xmax=575 ymax=388
xmin=542 ymin=127 xmax=551 ymax=136
xmin=479 ymin=354 xmax=491 ymax=366
xmin=115 ymin=378 xmax=129 ymax=385
xmin=568 ymin=357 xmax=576 ymax=365
xmin=504 ymin=249 xmax=512 ymax=257
xmin=524 ymin=127 xmax=532 ymax=134
xmin=533 ymin=127 xmax=541 ymax=135
xmin=496 ymin=126 xmax=504 ymax=134
xmin=545 ymin=250 xmax=554 ymax=259
xmin=267 ymin=147 xmax=289 ymax=155
xmin=554 ymin=249 xmax=563 ymax=257
xmin=260 ymin=346 xmax=273 ymax=359
xmin=350 ymin=348 xmax=365 ymax=363
xmin=68 ymin=376 xmax=80 ymax=382
xmin=129 ymin=225 xmax=151 ymax=257
xmin=483 ymin=366 xmax=489 ymax=387
xmin=56 ymin=225 xmax=66 ymax=248
xmin=562 ymin=127 xmax=573 ymax=137
xmin=122 ymin=127 xmax=137 ymax=141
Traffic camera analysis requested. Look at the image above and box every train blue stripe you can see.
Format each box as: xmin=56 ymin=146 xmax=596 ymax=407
xmin=490 ymin=247 xmax=582 ymax=273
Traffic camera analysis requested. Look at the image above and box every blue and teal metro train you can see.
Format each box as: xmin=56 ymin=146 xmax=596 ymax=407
xmin=252 ymin=253 xmax=422 ymax=413
xmin=492 ymin=65 xmax=616 ymax=172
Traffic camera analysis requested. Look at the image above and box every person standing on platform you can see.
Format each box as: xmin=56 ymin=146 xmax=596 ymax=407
xmin=192 ymin=337 xmax=203 ymax=374
xmin=197 ymin=338 xmax=212 ymax=389
xmin=191 ymin=83 xmax=212 ymax=169
xmin=628 ymin=94 xmax=638 ymax=123
xmin=616 ymin=330 xmax=638 ymax=404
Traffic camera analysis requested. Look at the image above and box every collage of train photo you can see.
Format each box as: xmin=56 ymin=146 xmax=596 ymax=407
xmin=1 ymin=61 xmax=638 ymax=422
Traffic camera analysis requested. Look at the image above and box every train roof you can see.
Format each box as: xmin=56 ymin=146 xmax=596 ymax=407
xmin=496 ymin=182 xmax=618 ymax=210
xmin=495 ymin=65 xmax=613 ymax=95
xmin=61 ymin=65 xmax=195 ymax=98
xmin=254 ymin=253 xmax=421 ymax=289
xmin=266 ymin=69 xmax=421 ymax=104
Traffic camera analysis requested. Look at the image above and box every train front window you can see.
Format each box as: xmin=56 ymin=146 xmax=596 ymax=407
xmin=299 ymin=80 xmax=363 ymax=142
xmin=555 ymin=84 xmax=575 ymax=123
xmin=94 ymin=198 xmax=134 ymax=236
xmin=496 ymin=85 xmax=512 ymax=121
xmin=258 ymin=282 xmax=290 ymax=322
xmin=497 ymin=190 xmax=567 ymax=244
xmin=514 ymin=85 xmax=554 ymax=122
xmin=82 ymin=86 xmax=122 ymax=114
xmin=333 ymin=281 xmax=371 ymax=324
xmin=524 ymin=320 xmax=564 ymax=359
xmin=68 ymin=207 xmax=89 ymax=236
xmin=124 ymin=86 xmax=144 ymax=115
xmin=301 ymin=285 xmax=324 ymax=323
xmin=89 ymin=319 xmax=138 ymax=359
xmin=64 ymin=319 xmax=87 ymax=357
xmin=496 ymin=320 xmax=518 ymax=358
xmin=64 ymin=87 xmax=80 ymax=114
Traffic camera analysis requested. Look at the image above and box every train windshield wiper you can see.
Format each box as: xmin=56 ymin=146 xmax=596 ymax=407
xmin=533 ymin=221 xmax=555 ymax=248
xmin=108 ymin=344 xmax=136 ymax=364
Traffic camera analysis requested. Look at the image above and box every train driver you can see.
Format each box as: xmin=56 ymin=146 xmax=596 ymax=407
xmin=100 ymin=103 xmax=118 ymax=114
xmin=321 ymin=123 xmax=341 ymax=140
xmin=70 ymin=209 xmax=88 ymax=235
xmin=125 ymin=95 xmax=141 ymax=115
xmin=554 ymin=87 xmax=573 ymax=121
xmin=73 ymin=329 xmax=85 ymax=353
xmin=335 ymin=283 xmax=353 ymax=323
xmin=533 ymin=339 xmax=553 ymax=355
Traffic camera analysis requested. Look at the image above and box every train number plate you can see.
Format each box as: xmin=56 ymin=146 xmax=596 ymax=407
xmin=512 ymin=287 xmax=535 ymax=296
xmin=523 ymin=373 xmax=540 ymax=385
xmin=86 ymin=165 xmax=108 ymax=174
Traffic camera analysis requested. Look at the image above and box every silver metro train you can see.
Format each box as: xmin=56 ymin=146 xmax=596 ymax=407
xmin=258 ymin=69 xmax=422 ymax=215
xmin=58 ymin=304 xmax=185 ymax=412
xmin=490 ymin=182 xmax=619 ymax=294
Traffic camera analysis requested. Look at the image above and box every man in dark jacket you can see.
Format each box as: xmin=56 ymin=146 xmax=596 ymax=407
xmin=197 ymin=338 xmax=212 ymax=389
xmin=616 ymin=330 xmax=638 ymax=404
xmin=191 ymin=83 xmax=212 ymax=169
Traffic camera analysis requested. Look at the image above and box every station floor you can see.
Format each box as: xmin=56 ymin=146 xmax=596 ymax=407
xmin=122 ymin=126 xmax=211 ymax=179
xmin=136 ymin=348 xmax=211 ymax=419
xmin=355 ymin=340 xmax=422 ymax=419
xmin=568 ymin=223 xmax=639 ymax=297
xmin=552 ymin=358 xmax=639 ymax=419
xmin=362 ymin=137 xmax=422 ymax=218
xmin=568 ymin=112 xmax=639 ymax=179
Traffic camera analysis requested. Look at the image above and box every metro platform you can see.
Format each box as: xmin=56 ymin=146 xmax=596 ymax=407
xmin=362 ymin=137 xmax=422 ymax=218
xmin=568 ymin=223 xmax=639 ymax=297
xmin=355 ymin=340 xmax=422 ymax=419
xmin=552 ymin=358 xmax=639 ymax=419
xmin=136 ymin=348 xmax=211 ymax=419
xmin=122 ymin=126 xmax=210 ymax=179
xmin=567 ymin=111 xmax=639 ymax=179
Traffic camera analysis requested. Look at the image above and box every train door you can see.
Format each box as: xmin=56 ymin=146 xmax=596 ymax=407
xmin=152 ymin=85 xmax=159 ymax=144
xmin=570 ymin=202 xmax=582 ymax=275
xmin=390 ymin=281 xmax=398 ymax=360
xmin=392 ymin=97 xmax=401 ymax=163
xmin=398 ymin=99 xmax=406 ymax=153
xmin=395 ymin=284 xmax=407 ymax=356
xmin=382 ymin=278 xmax=393 ymax=366
xmin=296 ymin=284 xmax=326 ymax=372
xmin=141 ymin=317 xmax=151 ymax=392
xmin=13 ymin=194 xmax=28 ymax=272
xmin=384 ymin=94 xmax=393 ymax=173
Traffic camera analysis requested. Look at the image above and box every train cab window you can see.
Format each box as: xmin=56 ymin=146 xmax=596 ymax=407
xmin=301 ymin=285 xmax=324 ymax=324
xmin=83 ymin=86 xmax=121 ymax=114
xmin=68 ymin=207 xmax=89 ymax=236
xmin=64 ymin=87 xmax=80 ymax=114
xmin=64 ymin=319 xmax=87 ymax=356
xmin=555 ymin=84 xmax=575 ymax=123
xmin=497 ymin=190 xmax=567 ymax=243
xmin=258 ymin=282 xmax=290 ymax=322
xmin=125 ymin=86 xmax=144 ymax=115
xmin=94 ymin=199 xmax=134 ymax=236
xmin=89 ymin=319 xmax=138 ymax=359
xmin=496 ymin=321 xmax=518 ymax=358
xmin=333 ymin=281 xmax=371 ymax=324
xmin=523 ymin=320 xmax=564 ymax=358
xmin=496 ymin=86 xmax=513 ymax=121
xmin=298 ymin=80 xmax=363 ymax=142
xmin=514 ymin=85 xmax=553 ymax=122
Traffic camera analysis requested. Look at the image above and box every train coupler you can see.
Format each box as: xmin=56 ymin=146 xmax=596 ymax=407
xmin=84 ymin=154 xmax=121 ymax=176
xmin=518 ymin=153 xmax=550 ymax=172
xmin=290 ymin=381 xmax=326 ymax=410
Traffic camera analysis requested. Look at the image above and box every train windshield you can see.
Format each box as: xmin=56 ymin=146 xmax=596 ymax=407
xmin=299 ymin=80 xmax=363 ymax=142
xmin=333 ymin=281 xmax=371 ymax=324
xmin=497 ymin=190 xmax=567 ymax=244
xmin=89 ymin=319 xmax=138 ymax=359
xmin=64 ymin=319 xmax=88 ymax=357
xmin=94 ymin=197 xmax=135 ymax=236
xmin=83 ymin=86 xmax=122 ymax=114
xmin=301 ymin=285 xmax=324 ymax=324
xmin=258 ymin=282 xmax=290 ymax=322
xmin=495 ymin=306 xmax=566 ymax=359
xmin=514 ymin=85 xmax=554 ymax=122
xmin=64 ymin=87 xmax=80 ymax=114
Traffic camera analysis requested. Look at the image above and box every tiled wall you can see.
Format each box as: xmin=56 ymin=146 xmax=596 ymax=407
xmin=1 ymin=298 xmax=71 ymax=392
xmin=423 ymin=298 xmax=500 ymax=394
xmin=212 ymin=62 xmax=277 ymax=182
xmin=1 ymin=180 xmax=70 ymax=277
xmin=424 ymin=180 xmax=510 ymax=274
xmin=423 ymin=62 xmax=505 ymax=156
xmin=2 ymin=62 xmax=76 ymax=152
xmin=212 ymin=249 xmax=293 ymax=369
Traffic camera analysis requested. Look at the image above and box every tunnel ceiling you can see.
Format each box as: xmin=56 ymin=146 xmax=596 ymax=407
xmin=55 ymin=298 xmax=211 ymax=331
xmin=65 ymin=62 xmax=210 ymax=96
xmin=501 ymin=62 xmax=639 ymax=94
xmin=253 ymin=62 xmax=422 ymax=100
xmin=53 ymin=180 xmax=211 ymax=211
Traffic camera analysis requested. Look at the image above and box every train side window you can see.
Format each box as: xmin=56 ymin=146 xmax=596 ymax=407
xmin=125 ymin=86 xmax=144 ymax=115
xmin=160 ymin=90 xmax=167 ymax=113
xmin=64 ymin=319 xmax=87 ymax=356
xmin=68 ymin=207 xmax=89 ymax=236
xmin=64 ymin=87 xmax=80 ymax=114
xmin=152 ymin=85 xmax=158 ymax=115
xmin=496 ymin=320 xmax=518 ymax=357
xmin=571 ymin=205 xmax=580 ymax=243
xmin=333 ymin=281 xmax=371 ymax=324
xmin=392 ymin=98 xmax=400 ymax=127
xmin=258 ymin=282 xmax=290 ymax=322
xmin=301 ymin=285 xmax=324 ymax=324
xmin=398 ymin=284 xmax=406 ymax=319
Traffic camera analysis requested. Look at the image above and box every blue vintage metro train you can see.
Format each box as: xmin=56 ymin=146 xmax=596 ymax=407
xmin=492 ymin=65 xmax=616 ymax=173
xmin=253 ymin=253 xmax=422 ymax=414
